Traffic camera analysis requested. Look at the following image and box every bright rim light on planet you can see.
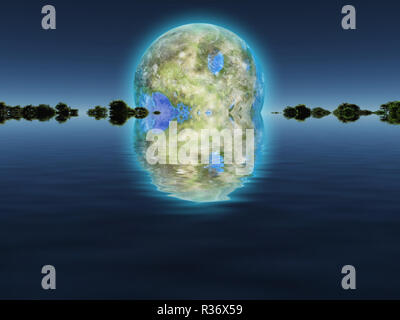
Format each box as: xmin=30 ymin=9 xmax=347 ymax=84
xmin=132 ymin=23 xmax=265 ymax=203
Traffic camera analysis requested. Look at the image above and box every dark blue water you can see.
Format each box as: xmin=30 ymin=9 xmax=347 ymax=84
xmin=0 ymin=113 xmax=399 ymax=299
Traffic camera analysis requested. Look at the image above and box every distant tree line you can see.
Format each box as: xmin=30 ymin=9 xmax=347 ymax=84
xmin=87 ymin=100 xmax=149 ymax=126
xmin=0 ymin=99 xmax=150 ymax=126
xmin=280 ymin=101 xmax=400 ymax=124
xmin=2 ymin=99 xmax=399 ymax=126
xmin=0 ymin=102 xmax=78 ymax=124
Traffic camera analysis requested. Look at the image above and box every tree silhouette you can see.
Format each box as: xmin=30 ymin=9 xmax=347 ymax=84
xmin=22 ymin=105 xmax=38 ymax=121
xmin=0 ymin=103 xmax=23 ymax=122
xmin=283 ymin=105 xmax=311 ymax=121
xmin=36 ymin=104 xmax=56 ymax=121
xmin=379 ymin=101 xmax=400 ymax=125
xmin=294 ymin=105 xmax=311 ymax=121
xmin=109 ymin=113 xmax=129 ymax=126
xmin=1 ymin=99 xmax=149 ymax=125
xmin=55 ymin=102 xmax=70 ymax=116
xmin=283 ymin=106 xmax=296 ymax=119
xmin=360 ymin=110 xmax=373 ymax=116
xmin=54 ymin=102 xmax=79 ymax=123
xmin=10 ymin=106 xmax=22 ymax=119
xmin=0 ymin=102 xmax=7 ymax=124
xmin=88 ymin=106 xmax=108 ymax=120
xmin=333 ymin=103 xmax=361 ymax=123
xmin=311 ymin=107 xmax=331 ymax=118
xmin=109 ymin=100 xmax=129 ymax=114
xmin=1 ymin=98 xmax=399 ymax=126
xmin=109 ymin=100 xmax=136 ymax=126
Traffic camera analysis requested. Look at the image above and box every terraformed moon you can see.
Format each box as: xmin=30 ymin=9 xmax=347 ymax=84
xmin=133 ymin=23 xmax=265 ymax=202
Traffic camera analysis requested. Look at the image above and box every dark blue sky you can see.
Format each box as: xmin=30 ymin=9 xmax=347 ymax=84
xmin=0 ymin=0 xmax=399 ymax=111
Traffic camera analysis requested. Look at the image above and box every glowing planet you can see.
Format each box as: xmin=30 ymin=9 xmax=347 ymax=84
xmin=133 ymin=23 xmax=265 ymax=202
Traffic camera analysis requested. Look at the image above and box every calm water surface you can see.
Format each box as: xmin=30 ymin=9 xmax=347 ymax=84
xmin=0 ymin=113 xmax=399 ymax=299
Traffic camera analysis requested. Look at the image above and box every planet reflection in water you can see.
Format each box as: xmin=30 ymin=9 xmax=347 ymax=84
xmin=133 ymin=24 xmax=265 ymax=202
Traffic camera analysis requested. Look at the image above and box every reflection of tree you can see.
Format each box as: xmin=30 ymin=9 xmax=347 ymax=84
xmin=109 ymin=100 xmax=136 ymax=126
xmin=0 ymin=101 xmax=78 ymax=124
xmin=280 ymin=103 xmax=388 ymax=124
xmin=1 ymin=99 xmax=151 ymax=125
xmin=8 ymin=106 xmax=22 ymax=120
xmin=2 ymin=98 xmax=400 ymax=127
xmin=37 ymin=104 xmax=56 ymax=121
xmin=333 ymin=103 xmax=373 ymax=123
xmin=311 ymin=107 xmax=331 ymax=118
xmin=134 ymin=107 xmax=149 ymax=119
xmin=333 ymin=103 xmax=361 ymax=123
xmin=283 ymin=106 xmax=296 ymax=119
xmin=54 ymin=102 xmax=79 ymax=123
xmin=379 ymin=101 xmax=400 ymax=125
xmin=55 ymin=102 xmax=70 ymax=115
xmin=86 ymin=102 xmax=150 ymax=124
xmin=22 ymin=105 xmax=37 ymax=121
xmin=0 ymin=102 xmax=7 ymax=124
xmin=360 ymin=110 xmax=373 ymax=116
xmin=283 ymin=105 xmax=311 ymax=121
xmin=87 ymin=106 xmax=108 ymax=120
